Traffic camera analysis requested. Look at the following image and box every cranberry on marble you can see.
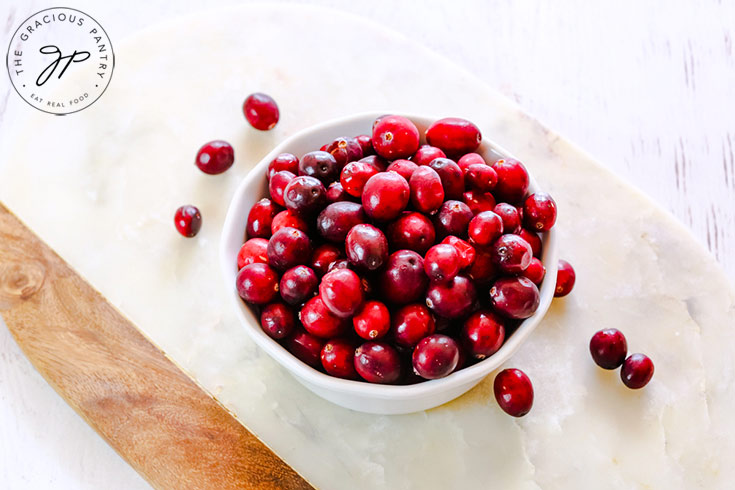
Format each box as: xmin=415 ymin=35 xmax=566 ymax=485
xmin=457 ymin=152 xmax=486 ymax=174
xmin=493 ymin=203 xmax=521 ymax=235
xmin=590 ymin=328 xmax=628 ymax=370
xmin=468 ymin=211 xmax=504 ymax=246
xmin=465 ymin=164 xmax=498 ymax=193
xmin=428 ymin=158 xmax=465 ymax=200
xmin=519 ymin=228 xmax=542 ymax=257
xmin=195 ymin=140 xmax=234 ymax=175
xmin=494 ymin=368 xmax=534 ymax=417
xmin=412 ymin=334 xmax=459 ymax=379
xmin=283 ymin=176 xmax=326 ymax=216
xmin=279 ymin=265 xmax=318 ymax=305
xmin=492 ymin=158 xmax=530 ymax=203
xmin=489 ymin=276 xmax=540 ymax=319
xmin=412 ymin=145 xmax=446 ymax=166
xmin=362 ymin=172 xmax=410 ymax=221
xmin=426 ymin=275 xmax=477 ymax=319
xmin=371 ymin=115 xmax=420 ymax=160
xmin=491 ymin=234 xmax=533 ymax=274
xmin=285 ymin=327 xmax=325 ymax=368
xmin=409 ymin=166 xmax=445 ymax=214
xmin=260 ymin=302 xmax=295 ymax=339
xmin=359 ymin=155 xmax=389 ymax=172
xmin=523 ymin=192 xmax=557 ymax=231
xmin=310 ymin=244 xmax=342 ymax=276
xmin=425 ymin=117 xmax=482 ymax=157
xmin=462 ymin=310 xmax=505 ymax=359
xmin=174 ymin=205 xmax=202 ymax=238
xmin=298 ymin=151 xmax=340 ymax=184
xmin=300 ymin=295 xmax=348 ymax=338
xmin=555 ymin=259 xmax=576 ymax=297
xmin=237 ymin=238 xmax=269 ymax=269
xmin=354 ymin=342 xmax=402 ymax=384
xmin=345 ymin=224 xmax=389 ymax=271
xmin=463 ymin=190 xmax=496 ymax=215
xmin=321 ymin=338 xmax=358 ymax=379
xmin=271 ymin=209 xmax=309 ymax=234
xmin=319 ymin=268 xmax=364 ymax=318
xmin=243 ymin=92 xmax=279 ymax=130
xmin=386 ymin=159 xmax=419 ymax=181
xmin=269 ymin=170 xmax=296 ymax=207
xmin=378 ymin=250 xmax=428 ymax=304
xmin=267 ymin=227 xmax=312 ymax=271
xmin=467 ymin=246 xmax=499 ymax=285
xmin=341 ymin=160 xmax=379 ymax=197
xmin=386 ymin=212 xmax=436 ymax=255
xmin=317 ymin=201 xmax=366 ymax=242
xmin=236 ymin=263 xmax=279 ymax=304
xmin=267 ymin=153 xmax=299 ymax=180
xmin=434 ymin=200 xmax=474 ymax=238
xmin=353 ymin=300 xmax=391 ymax=340
xmin=522 ymin=257 xmax=546 ymax=285
xmin=324 ymin=137 xmax=363 ymax=168
xmin=441 ymin=236 xmax=476 ymax=269
xmin=621 ymin=353 xmax=654 ymax=389
xmin=355 ymin=134 xmax=374 ymax=156
xmin=424 ymin=244 xmax=461 ymax=283
xmin=392 ymin=303 xmax=436 ymax=348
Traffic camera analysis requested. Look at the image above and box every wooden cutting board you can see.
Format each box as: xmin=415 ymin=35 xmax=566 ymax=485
xmin=0 ymin=202 xmax=312 ymax=490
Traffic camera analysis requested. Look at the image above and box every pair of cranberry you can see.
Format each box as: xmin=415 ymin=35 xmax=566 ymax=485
xmin=589 ymin=328 xmax=654 ymax=389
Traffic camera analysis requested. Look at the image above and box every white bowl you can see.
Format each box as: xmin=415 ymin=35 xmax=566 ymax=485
xmin=220 ymin=112 xmax=558 ymax=414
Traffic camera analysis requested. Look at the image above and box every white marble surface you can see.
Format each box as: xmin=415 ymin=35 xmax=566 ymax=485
xmin=0 ymin=2 xmax=734 ymax=489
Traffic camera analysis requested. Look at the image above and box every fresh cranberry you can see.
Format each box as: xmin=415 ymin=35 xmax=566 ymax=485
xmin=621 ymin=353 xmax=654 ymax=389
xmin=386 ymin=159 xmax=419 ymax=180
xmin=319 ymin=268 xmax=364 ymax=318
xmin=271 ymin=209 xmax=309 ymax=234
xmin=345 ymin=224 xmax=389 ymax=271
xmin=441 ymin=236 xmax=476 ymax=269
xmin=555 ymin=259 xmax=576 ymax=297
xmin=361 ymin=172 xmax=410 ymax=221
xmin=174 ymin=205 xmax=202 ymax=237
xmin=268 ymin=170 xmax=296 ymax=206
xmin=300 ymin=295 xmax=348 ymax=338
xmin=425 ymin=118 xmax=482 ymax=157
xmin=392 ymin=304 xmax=436 ymax=348
xmin=522 ymin=257 xmax=546 ymax=285
xmin=195 ymin=140 xmax=234 ymax=175
xmin=409 ymin=166 xmax=445 ymax=214
xmin=428 ymin=158 xmax=464 ymax=200
xmin=341 ymin=160 xmax=379 ymax=197
xmin=237 ymin=238 xmax=269 ymax=269
xmin=457 ymin=153 xmax=486 ymax=174
xmin=491 ymin=234 xmax=532 ymax=274
xmin=468 ymin=211 xmax=504 ymax=246
xmin=284 ymin=327 xmax=324 ymax=368
xmin=494 ymin=368 xmax=533 ymax=417
xmin=412 ymin=334 xmax=459 ymax=379
xmin=243 ymin=92 xmax=279 ymax=130
xmin=386 ymin=212 xmax=436 ymax=255
xmin=321 ymin=338 xmax=358 ymax=379
xmin=355 ymin=134 xmax=374 ymax=156
xmin=327 ymin=259 xmax=351 ymax=272
xmin=298 ymin=151 xmax=339 ymax=183
xmin=426 ymin=275 xmax=477 ymax=319
xmin=326 ymin=181 xmax=351 ymax=203
xmin=492 ymin=159 xmax=529 ymax=203
xmin=433 ymin=200 xmax=473 ymax=238
xmin=371 ymin=115 xmax=420 ymax=160
xmin=412 ymin=145 xmax=446 ymax=165
xmin=354 ymin=342 xmax=402 ymax=384
xmin=590 ymin=328 xmax=628 ymax=370
xmin=523 ymin=193 xmax=557 ymax=231
xmin=462 ymin=310 xmax=505 ymax=359
xmin=463 ymin=190 xmax=496 ymax=215
xmin=267 ymin=153 xmax=299 ymax=180
xmin=260 ymin=302 xmax=295 ymax=339
xmin=519 ymin=228 xmax=542 ymax=257
xmin=316 ymin=201 xmax=366 ymax=242
xmin=489 ymin=276 xmax=540 ymax=319
xmin=236 ymin=263 xmax=280 ymax=304
xmin=283 ymin=176 xmax=326 ymax=216
xmin=310 ymin=244 xmax=342 ymax=276
xmin=279 ymin=265 xmax=318 ymax=305
xmin=493 ymin=203 xmax=521 ymax=235
xmin=424 ymin=244 xmax=461 ymax=283
xmin=324 ymin=137 xmax=363 ymax=168
xmin=378 ymin=250 xmax=428 ymax=304
xmin=267 ymin=227 xmax=312 ymax=271
xmin=359 ymin=155 xmax=388 ymax=172
xmin=465 ymin=164 xmax=498 ymax=192
xmin=467 ymin=246 xmax=499 ymax=285
xmin=353 ymin=300 xmax=391 ymax=340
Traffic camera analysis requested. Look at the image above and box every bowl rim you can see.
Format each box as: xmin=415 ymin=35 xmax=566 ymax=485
xmin=220 ymin=111 xmax=558 ymax=400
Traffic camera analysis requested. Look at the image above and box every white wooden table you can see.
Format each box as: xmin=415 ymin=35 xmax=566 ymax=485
xmin=1 ymin=1 xmax=733 ymax=488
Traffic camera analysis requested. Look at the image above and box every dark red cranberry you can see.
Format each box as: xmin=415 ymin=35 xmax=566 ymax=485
xmin=494 ymin=368 xmax=533 ymax=417
xmin=425 ymin=118 xmax=482 ymax=158
xmin=465 ymin=164 xmax=498 ymax=192
xmin=267 ymin=153 xmax=299 ymax=180
xmin=326 ymin=181 xmax=351 ymax=203
xmin=243 ymin=92 xmax=279 ymax=130
xmin=271 ymin=209 xmax=309 ymax=234
xmin=457 ymin=152 xmax=486 ymax=174
xmin=522 ymin=257 xmax=546 ymax=285
xmin=279 ymin=265 xmax=318 ymax=305
xmin=310 ymin=244 xmax=342 ymax=276
xmin=361 ymin=172 xmax=410 ymax=221
xmin=341 ymin=160 xmax=379 ymax=197
xmin=428 ymin=158 xmax=464 ymax=200
xmin=433 ymin=200 xmax=473 ymax=238
xmin=426 ymin=275 xmax=477 ymax=319
xmin=345 ymin=224 xmax=389 ymax=271
xmin=590 ymin=328 xmax=628 ymax=370
xmin=468 ymin=211 xmax=504 ymax=246
xmin=372 ymin=115 xmax=420 ymax=160
xmin=391 ymin=303 xmax=436 ymax=348
xmin=441 ymin=236 xmax=476 ymax=269
xmin=386 ymin=159 xmax=419 ymax=180
xmin=266 ymin=227 xmax=312 ymax=271
xmin=386 ymin=212 xmax=435 ymax=255
xmin=355 ymin=134 xmax=374 ymax=156
xmin=319 ymin=268 xmax=364 ymax=318
xmin=285 ymin=327 xmax=324 ymax=368
xmin=492 ymin=159 xmax=529 ymax=203
xmin=412 ymin=145 xmax=446 ymax=165
xmin=195 ymin=140 xmax=234 ymax=175
xmin=358 ymin=155 xmax=389 ymax=172
xmin=519 ymin=228 xmax=542 ymax=257
xmin=463 ymin=190 xmax=496 ymax=215
xmin=325 ymin=137 xmax=363 ymax=168
xmin=409 ymin=166 xmax=444 ymax=214
xmin=236 ymin=263 xmax=279 ymax=304
xmin=298 ymin=151 xmax=339 ymax=183
xmin=467 ymin=246 xmax=499 ymax=285
xmin=424 ymin=244 xmax=461 ymax=283
xmin=316 ymin=201 xmax=366 ymax=242
xmin=412 ymin=334 xmax=459 ymax=379
xmin=237 ymin=238 xmax=269 ymax=269
xmin=354 ymin=342 xmax=402 ymax=384
xmin=462 ymin=310 xmax=505 ymax=359
xmin=353 ymin=300 xmax=391 ymax=340
xmin=300 ymin=295 xmax=348 ymax=338
xmin=523 ymin=193 xmax=557 ymax=231
xmin=260 ymin=302 xmax=295 ymax=339
xmin=283 ymin=176 xmax=326 ymax=216
xmin=493 ymin=203 xmax=521 ymax=235
xmin=621 ymin=354 xmax=654 ymax=389
xmin=378 ymin=250 xmax=428 ymax=304
xmin=174 ymin=205 xmax=202 ymax=237
xmin=555 ymin=259 xmax=576 ymax=297
xmin=491 ymin=234 xmax=532 ymax=274
xmin=489 ymin=276 xmax=540 ymax=319
xmin=269 ymin=170 xmax=296 ymax=207
xmin=321 ymin=338 xmax=358 ymax=379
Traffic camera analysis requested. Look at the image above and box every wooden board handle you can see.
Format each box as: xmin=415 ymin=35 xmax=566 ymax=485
xmin=0 ymin=202 xmax=313 ymax=490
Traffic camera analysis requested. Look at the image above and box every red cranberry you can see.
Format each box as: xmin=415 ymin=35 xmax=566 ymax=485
xmin=441 ymin=236 xmax=476 ymax=269
xmin=243 ymin=92 xmax=279 ymax=130
xmin=354 ymin=342 xmax=402 ymax=384
xmin=345 ymin=224 xmax=389 ymax=271
xmin=359 ymin=155 xmax=389 ymax=172
xmin=523 ymin=193 xmax=557 ymax=231
xmin=386 ymin=159 xmax=419 ymax=180
xmin=324 ymin=136 xmax=363 ymax=168
xmin=299 ymin=151 xmax=339 ymax=183
xmin=271 ymin=209 xmax=309 ymax=234
xmin=341 ymin=160 xmax=379 ymax=197
xmin=519 ymin=228 xmax=542 ymax=257
xmin=621 ymin=353 xmax=654 ymax=389
xmin=434 ymin=200 xmax=473 ymax=238
xmin=492 ymin=159 xmax=529 ymax=203
xmin=465 ymin=164 xmax=498 ymax=192
xmin=590 ymin=328 xmax=628 ymax=370
xmin=409 ymin=166 xmax=445 ymax=214
xmin=494 ymin=368 xmax=533 ymax=417
xmin=468 ymin=211 xmax=504 ymax=246
xmin=267 ymin=153 xmax=299 ymax=180
xmin=321 ymin=338 xmax=358 ymax=379
xmin=378 ymin=250 xmax=428 ymax=304
xmin=319 ymin=268 xmax=364 ymax=318
xmin=283 ymin=176 xmax=326 ymax=216
xmin=426 ymin=275 xmax=477 ymax=319
xmin=327 ymin=259 xmax=351 ymax=273
xmin=361 ymin=172 xmax=410 ymax=221
xmin=326 ymin=181 xmax=352 ymax=203
xmin=386 ymin=212 xmax=436 ymax=255
xmin=237 ymin=238 xmax=269 ymax=269
xmin=267 ymin=227 xmax=312 ymax=271
xmin=425 ymin=118 xmax=482 ymax=158
xmin=310 ymin=244 xmax=342 ymax=276
xmin=236 ymin=263 xmax=279 ymax=304
xmin=355 ymin=134 xmax=374 ymax=156
xmin=467 ymin=246 xmax=499 ymax=285
xmin=412 ymin=145 xmax=446 ymax=165
xmin=280 ymin=265 xmax=318 ymax=305
xmin=285 ymin=327 xmax=324 ymax=368
xmin=462 ymin=310 xmax=505 ymax=359
xmin=353 ymin=300 xmax=391 ymax=340
xmin=424 ymin=244 xmax=461 ymax=283
xmin=392 ymin=304 xmax=436 ymax=348
xmin=269 ymin=170 xmax=296 ymax=207
xmin=300 ymin=295 xmax=348 ymax=338
xmin=260 ymin=302 xmax=295 ymax=339
xmin=491 ymin=234 xmax=532 ymax=274
xmin=522 ymin=257 xmax=546 ymax=285
xmin=555 ymin=259 xmax=576 ymax=297
xmin=371 ymin=115 xmax=420 ymax=160
xmin=195 ymin=140 xmax=234 ymax=175
xmin=412 ymin=334 xmax=459 ymax=379
xmin=457 ymin=153 xmax=486 ymax=174
xmin=428 ymin=158 xmax=464 ymax=200
xmin=489 ymin=276 xmax=540 ymax=319
xmin=463 ymin=190 xmax=496 ymax=215
xmin=174 ymin=205 xmax=202 ymax=237
xmin=317 ymin=201 xmax=366 ymax=242
xmin=493 ymin=203 xmax=521 ymax=235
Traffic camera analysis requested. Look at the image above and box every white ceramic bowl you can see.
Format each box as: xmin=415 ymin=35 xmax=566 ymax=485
xmin=220 ymin=112 xmax=558 ymax=414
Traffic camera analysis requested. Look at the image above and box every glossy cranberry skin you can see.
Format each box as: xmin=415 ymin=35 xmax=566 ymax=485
xmin=260 ymin=302 xmax=295 ymax=339
xmin=326 ymin=181 xmax=351 ymax=203
xmin=467 ymin=246 xmax=499 ymax=285
xmin=491 ymin=234 xmax=533 ymax=274
xmin=457 ymin=153 xmax=486 ymax=174
xmin=621 ymin=354 xmax=654 ymax=389
xmin=324 ymin=137 xmax=363 ymax=168
xmin=267 ymin=227 xmax=312 ymax=271
xmin=462 ymin=310 xmax=505 ymax=359
xmin=463 ymin=190 xmax=496 ymax=215
xmin=268 ymin=170 xmax=296 ymax=207
xmin=341 ymin=160 xmax=379 ymax=197
xmin=267 ymin=153 xmax=299 ymax=180
xmin=283 ymin=176 xmax=326 ymax=216
xmin=492 ymin=159 xmax=530 ymax=204
xmin=441 ymin=236 xmax=476 ymax=269
xmin=434 ymin=200 xmax=474 ymax=238
xmin=426 ymin=275 xmax=477 ymax=319
xmin=523 ymin=193 xmax=557 ymax=231
xmin=522 ymin=257 xmax=546 ymax=285
xmin=465 ymin=164 xmax=498 ymax=192
xmin=359 ymin=155 xmax=388 ymax=172
xmin=354 ymin=342 xmax=402 ymax=384
xmin=285 ymin=328 xmax=324 ymax=368
xmin=387 ymin=212 xmax=436 ymax=255
xmin=392 ymin=304 xmax=436 ymax=348
xmin=428 ymin=158 xmax=464 ymax=200
xmin=494 ymin=368 xmax=533 ymax=417
xmin=195 ymin=140 xmax=234 ymax=175
xmin=412 ymin=145 xmax=446 ymax=166
xmin=493 ymin=203 xmax=521 ymax=235
xmin=355 ymin=134 xmax=374 ymax=156
xmin=327 ymin=259 xmax=351 ymax=273
xmin=372 ymin=115 xmax=420 ymax=160
xmin=321 ymin=339 xmax=358 ymax=379
xmin=271 ymin=209 xmax=309 ymax=234
xmin=236 ymin=263 xmax=279 ymax=305
xmin=386 ymin=159 xmax=419 ymax=180
xmin=319 ymin=268 xmax=364 ymax=318
xmin=279 ymin=265 xmax=318 ymax=305
xmin=424 ymin=244 xmax=461 ymax=283
xmin=174 ymin=205 xmax=202 ymax=238
xmin=468 ymin=211 xmax=504 ymax=246
xmin=589 ymin=328 xmax=628 ymax=370
xmin=555 ymin=259 xmax=576 ymax=297
xmin=298 ymin=151 xmax=339 ymax=184
xmin=412 ymin=334 xmax=459 ymax=379
xmin=489 ymin=276 xmax=540 ymax=319
xmin=316 ymin=201 xmax=365 ymax=242
xmin=353 ymin=300 xmax=391 ymax=340
xmin=409 ymin=166 xmax=445 ymax=214
xmin=243 ymin=92 xmax=279 ymax=130
xmin=378 ymin=250 xmax=428 ymax=304
xmin=519 ymin=228 xmax=542 ymax=257
xmin=300 ymin=295 xmax=348 ymax=338
xmin=310 ymin=244 xmax=341 ymax=276
xmin=237 ymin=238 xmax=269 ymax=269
xmin=345 ymin=224 xmax=389 ymax=271
xmin=361 ymin=172 xmax=410 ymax=221
xmin=425 ymin=118 xmax=482 ymax=158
